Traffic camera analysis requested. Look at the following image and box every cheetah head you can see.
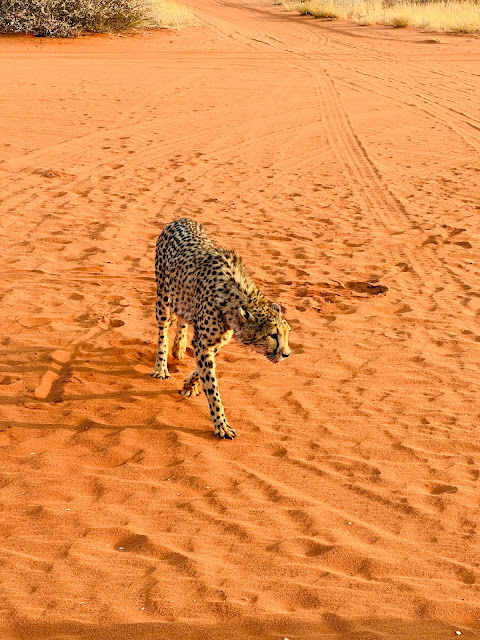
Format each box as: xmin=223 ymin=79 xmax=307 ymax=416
xmin=237 ymin=303 xmax=291 ymax=363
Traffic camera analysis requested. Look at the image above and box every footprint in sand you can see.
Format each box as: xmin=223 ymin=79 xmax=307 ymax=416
xmin=304 ymin=542 xmax=335 ymax=557
xmin=429 ymin=483 xmax=458 ymax=495
xmin=34 ymin=168 xmax=70 ymax=179
xmin=344 ymin=281 xmax=389 ymax=296
xmin=455 ymin=567 xmax=476 ymax=585
xmin=18 ymin=317 xmax=52 ymax=328
xmin=115 ymin=534 xmax=148 ymax=552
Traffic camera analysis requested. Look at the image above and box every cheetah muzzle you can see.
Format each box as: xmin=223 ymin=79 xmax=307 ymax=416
xmin=151 ymin=218 xmax=291 ymax=439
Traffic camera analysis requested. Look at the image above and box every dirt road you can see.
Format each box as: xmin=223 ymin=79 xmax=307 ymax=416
xmin=1 ymin=1 xmax=480 ymax=638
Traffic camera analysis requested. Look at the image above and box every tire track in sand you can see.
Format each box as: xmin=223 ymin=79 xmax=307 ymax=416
xmin=304 ymin=64 xmax=475 ymax=318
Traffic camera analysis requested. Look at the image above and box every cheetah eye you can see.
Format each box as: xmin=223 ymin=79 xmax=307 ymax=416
xmin=269 ymin=333 xmax=278 ymax=340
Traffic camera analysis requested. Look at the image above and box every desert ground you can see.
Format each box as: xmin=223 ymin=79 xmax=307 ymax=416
xmin=1 ymin=1 xmax=480 ymax=638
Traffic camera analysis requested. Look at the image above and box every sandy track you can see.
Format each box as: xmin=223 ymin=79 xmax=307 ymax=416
xmin=1 ymin=2 xmax=480 ymax=638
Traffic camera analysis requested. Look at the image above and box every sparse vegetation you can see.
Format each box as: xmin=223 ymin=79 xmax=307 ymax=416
xmin=0 ymin=0 xmax=197 ymax=37
xmin=280 ymin=0 xmax=480 ymax=35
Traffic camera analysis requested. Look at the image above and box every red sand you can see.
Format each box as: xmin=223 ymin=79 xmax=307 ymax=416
xmin=1 ymin=2 xmax=480 ymax=638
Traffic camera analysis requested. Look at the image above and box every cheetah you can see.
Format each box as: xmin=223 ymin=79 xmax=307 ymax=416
xmin=151 ymin=218 xmax=291 ymax=439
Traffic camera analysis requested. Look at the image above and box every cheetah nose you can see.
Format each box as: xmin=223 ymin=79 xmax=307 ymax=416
xmin=283 ymin=352 xmax=290 ymax=358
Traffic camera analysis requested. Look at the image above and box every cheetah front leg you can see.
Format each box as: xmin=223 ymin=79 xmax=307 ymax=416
xmin=151 ymin=288 xmax=172 ymax=379
xmin=194 ymin=338 xmax=236 ymax=440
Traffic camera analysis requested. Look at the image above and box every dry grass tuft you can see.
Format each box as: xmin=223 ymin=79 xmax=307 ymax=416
xmin=0 ymin=0 xmax=197 ymax=37
xmin=281 ymin=0 xmax=480 ymax=35
xmin=295 ymin=0 xmax=341 ymax=17
xmin=384 ymin=1 xmax=480 ymax=32
xmin=155 ymin=0 xmax=198 ymax=28
xmin=390 ymin=14 xmax=411 ymax=26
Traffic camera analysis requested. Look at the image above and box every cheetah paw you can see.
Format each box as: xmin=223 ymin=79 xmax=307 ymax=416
xmin=214 ymin=424 xmax=237 ymax=439
xmin=151 ymin=368 xmax=169 ymax=379
xmin=180 ymin=381 xmax=200 ymax=397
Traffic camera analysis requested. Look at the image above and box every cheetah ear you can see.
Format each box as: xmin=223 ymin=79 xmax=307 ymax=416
xmin=239 ymin=307 xmax=251 ymax=322
xmin=271 ymin=303 xmax=282 ymax=314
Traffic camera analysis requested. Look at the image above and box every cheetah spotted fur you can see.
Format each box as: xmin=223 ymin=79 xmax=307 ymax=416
xmin=152 ymin=218 xmax=291 ymax=439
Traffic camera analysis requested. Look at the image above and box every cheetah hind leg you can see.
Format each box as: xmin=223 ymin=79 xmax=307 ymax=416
xmin=172 ymin=317 xmax=188 ymax=361
xmin=151 ymin=291 xmax=172 ymax=379
xmin=180 ymin=368 xmax=201 ymax=397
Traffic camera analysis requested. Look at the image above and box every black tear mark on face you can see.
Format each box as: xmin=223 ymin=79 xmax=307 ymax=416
xmin=269 ymin=333 xmax=279 ymax=351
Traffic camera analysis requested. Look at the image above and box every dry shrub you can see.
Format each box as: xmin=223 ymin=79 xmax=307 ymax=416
xmin=390 ymin=13 xmax=411 ymax=25
xmin=281 ymin=0 xmax=480 ymax=34
xmin=0 ymin=0 xmax=196 ymax=36
xmin=297 ymin=1 xmax=341 ymax=17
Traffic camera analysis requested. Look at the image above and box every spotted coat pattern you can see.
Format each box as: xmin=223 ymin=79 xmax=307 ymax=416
xmin=152 ymin=218 xmax=291 ymax=439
